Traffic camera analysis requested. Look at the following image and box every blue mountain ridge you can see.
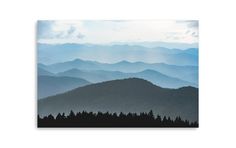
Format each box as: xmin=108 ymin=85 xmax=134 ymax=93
xmin=39 ymin=58 xmax=198 ymax=84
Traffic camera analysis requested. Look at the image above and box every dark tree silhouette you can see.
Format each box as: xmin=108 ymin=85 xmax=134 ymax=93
xmin=38 ymin=111 xmax=198 ymax=127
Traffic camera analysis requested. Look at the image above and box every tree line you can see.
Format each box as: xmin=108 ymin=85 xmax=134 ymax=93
xmin=38 ymin=110 xmax=198 ymax=127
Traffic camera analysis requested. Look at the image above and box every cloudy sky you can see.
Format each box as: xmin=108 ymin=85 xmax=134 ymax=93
xmin=37 ymin=20 xmax=198 ymax=44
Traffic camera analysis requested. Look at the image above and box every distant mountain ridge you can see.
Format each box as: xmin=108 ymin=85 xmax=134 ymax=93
xmin=57 ymin=68 xmax=196 ymax=88
xmin=38 ymin=67 xmax=54 ymax=76
xmin=39 ymin=58 xmax=198 ymax=84
xmin=108 ymin=41 xmax=198 ymax=49
xmin=38 ymin=75 xmax=91 ymax=99
xmin=38 ymin=78 xmax=198 ymax=122
xmin=38 ymin=43 xmax=198 ymax=66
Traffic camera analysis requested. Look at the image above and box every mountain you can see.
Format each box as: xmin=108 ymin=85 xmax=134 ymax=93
xmin=108 ymin=60 xmax=198 ymax=84
xmin=134 ymin=69 xmax=197 ymax=88
xmin=38 ymin=43 xmax=198 ymax=66
xmin=110 ymin=41 xmax=198 ymax=49
xmin=147 ymin=63 xmax=198 ymax=84
xmin=57 ymin=69 xmax=126 ymax=83
xmin=42 ymin=59 xmax=101 ymax=73
xmin=57 ymin=69 xmax=196 ymax=88
xmin=164 ymin=52 xmax=198 ymax=66
xmin=38 ymin=67 xmax=55 ymax=76
xmin=38 ymin=75 xmax=91 ymax=99
xmin=182 ymin=48 xmax=198 ymax=56
xmin=38 ymin=78 xmax=198 ymax=122
xmin=41 ymin=58 xmax=198 ymax=84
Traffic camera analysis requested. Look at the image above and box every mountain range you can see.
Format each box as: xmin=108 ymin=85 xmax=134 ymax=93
xmin=38 ymin=67 xmax=54 ymax=76
xmin=38 ymin=43 xmax=198 ymax=66
xmin=38 ymin=75 xmax=90 ymax=99
xmin=38 ymin=78 xmax=198 ymax=122
xmin=57 ymin=68 xmax=196 ymax=88
xmin=108 ymin=41 xmax=198 ymax=49
xmin=39 ymin=58 xmax=198 ymax=84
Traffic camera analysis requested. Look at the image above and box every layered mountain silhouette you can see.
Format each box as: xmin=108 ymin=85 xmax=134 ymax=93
xmin=109 ymin=41 xmax=198 ymax=49
xmin=57 ymin=69 xmax=125 ymax=83
xmin=38 ymin=75 xmax=91 ymax=99
xmin=38 ymin=78 xmax=198 ymax=122
xmin=57 ymin=68 xmax=196 ymax=88
xmin=38 ymin=67 xmax=54 ymax=76
xmin=39 ymin=58 xmax=198 ymax=84
xmin=38 ymin=43 xmax=198 ymax=66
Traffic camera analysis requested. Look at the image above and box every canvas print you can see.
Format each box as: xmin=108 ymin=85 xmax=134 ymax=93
xmin=37 ymin=20 xmax=198 ymax=127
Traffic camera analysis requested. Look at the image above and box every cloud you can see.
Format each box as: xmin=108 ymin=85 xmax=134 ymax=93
xmin=185 ymin=30 xmax=191 ymax=34
xmin=176 ymin=20 xmax=198 ymax=39
xmin=176 ymin=20 xmax=198 ymax=27
xmin=67 ymin=26 xmax=76 ymax=35
xmin=191 ymin=32 xmax=198 ymax=38
xmin=37 ymin=20 xmax=198 ymax=44
xmin=187 ymin=21 xmax=198 ymax=28
xmin=77 ymin=33 xmax=85 ymax=39
xmin=37 ymin=20 xmax=85 ymax=40
xmin=37 ymin=21 xmax=55 ymax=39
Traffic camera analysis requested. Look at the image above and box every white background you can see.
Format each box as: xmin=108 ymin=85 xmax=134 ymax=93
xmin=0 ymin=0 xmax=236 ymax=147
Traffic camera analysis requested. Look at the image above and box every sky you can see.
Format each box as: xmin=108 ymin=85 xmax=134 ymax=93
xmin=37 ymin=20 xmax=198 ymax=44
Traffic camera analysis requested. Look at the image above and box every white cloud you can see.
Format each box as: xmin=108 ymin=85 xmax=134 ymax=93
xmin=37 ymin=20 xmax=198 ymax=44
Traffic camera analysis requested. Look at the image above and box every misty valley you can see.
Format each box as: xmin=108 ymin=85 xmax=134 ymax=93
xmin=37 ymin=20 xmax=198 ymax=127
xmin=38 ymin=57 xmax=198 ymax=127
